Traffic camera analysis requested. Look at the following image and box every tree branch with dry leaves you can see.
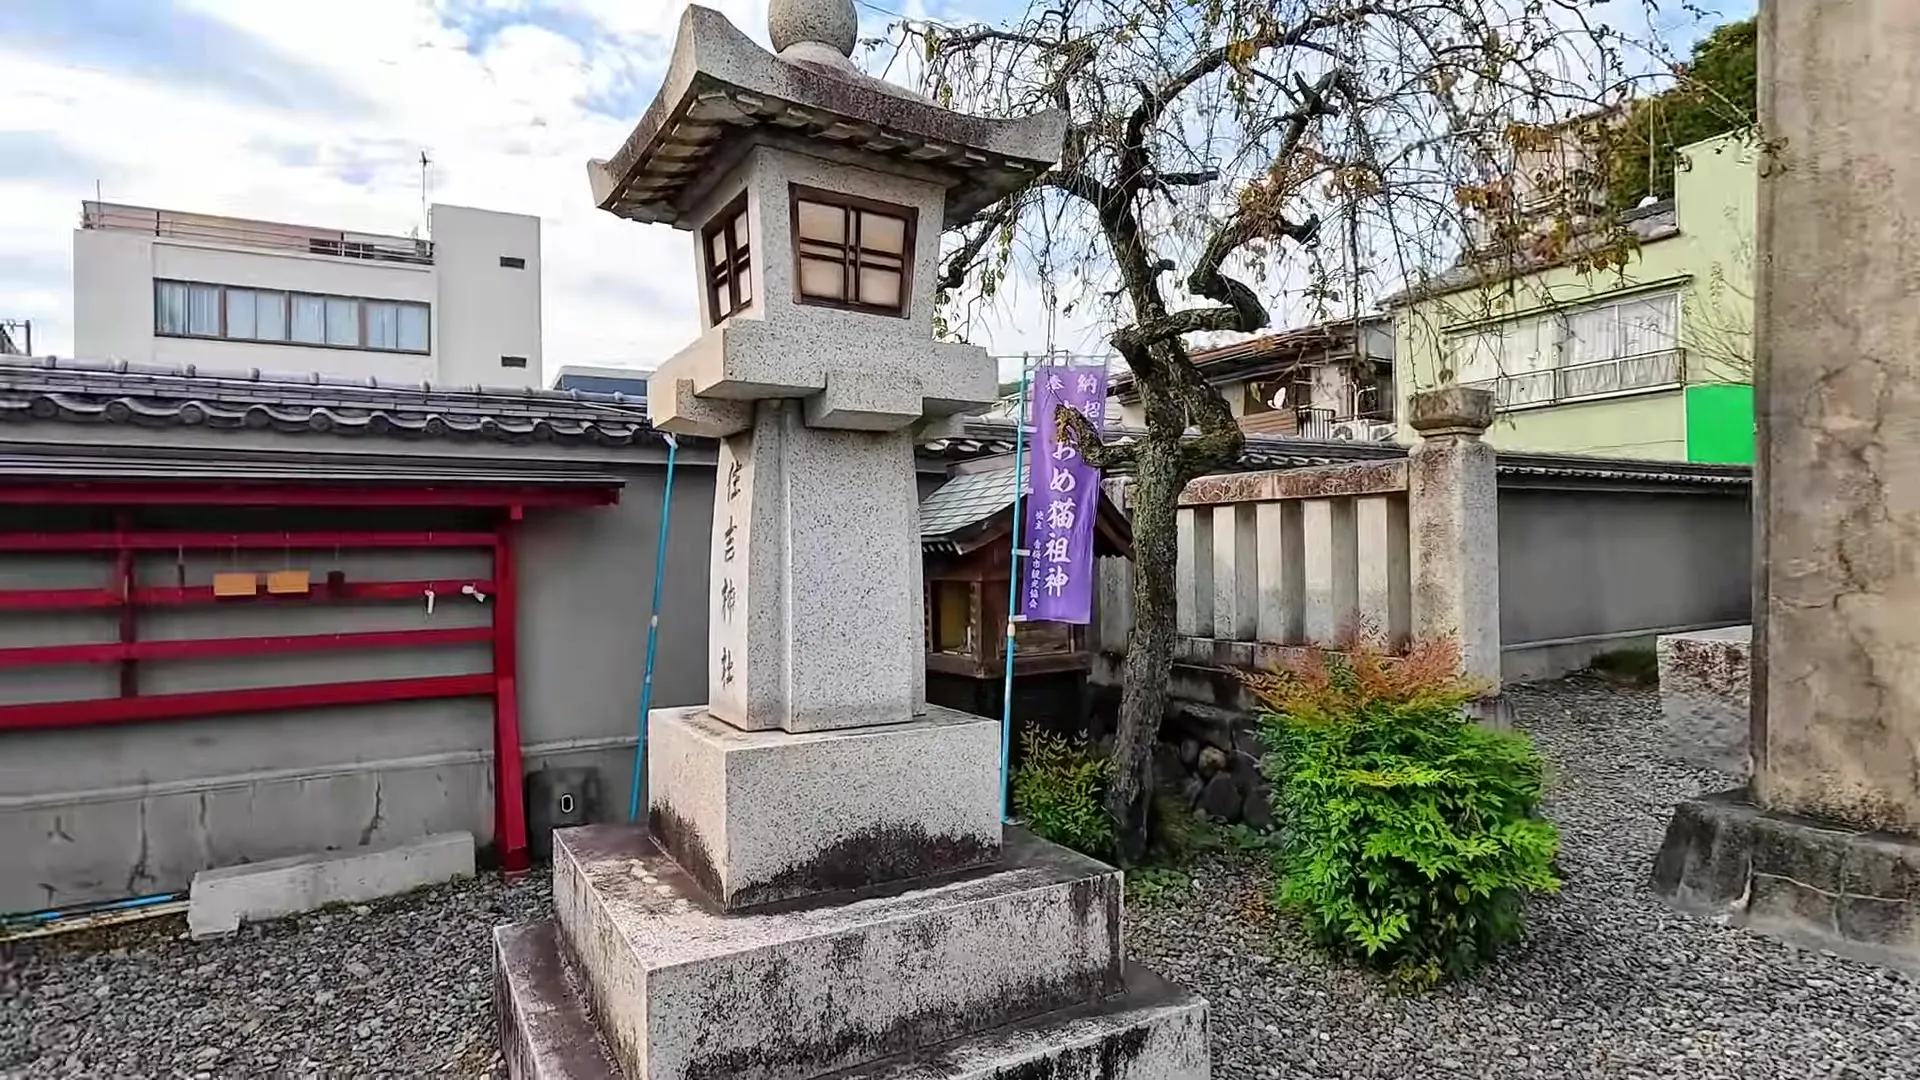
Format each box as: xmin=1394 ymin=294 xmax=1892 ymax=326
xmin=906 ymin=0 xmax=1656 ymax=861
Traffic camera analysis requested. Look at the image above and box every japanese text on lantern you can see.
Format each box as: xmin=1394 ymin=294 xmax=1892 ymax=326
xmin=1021 ymin=366 xmax=1106 ymax=625
xmin=718 ymin=456 xmax=742 ymax=686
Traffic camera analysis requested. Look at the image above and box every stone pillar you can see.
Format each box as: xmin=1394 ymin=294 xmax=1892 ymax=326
xmin=1254 ymin=500 xmax=1303 ymax=644
xmin=1748 ymin=3 xmax=1920 ymax=831
xmin=1300 ymin=497 xmax=1358 ymax=644
xmin=1212 ymin=502 xmax=1258 ymax=640
xmin=1652 ymin=3 xmax=1920 ymax=971
xmin=1406 ymin=386 xmax=1501 ymax=690
xmin=1174 ymin=505 xmax=1213 ymax=636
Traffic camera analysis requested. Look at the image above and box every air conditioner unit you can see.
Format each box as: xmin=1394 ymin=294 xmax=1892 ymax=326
xmin=1328 ymin=419 xmax=1399 ymax=442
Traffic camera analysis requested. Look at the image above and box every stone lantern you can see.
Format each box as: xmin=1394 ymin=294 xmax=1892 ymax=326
xmin=493 ymin=3 xmax=1212 ymax=1076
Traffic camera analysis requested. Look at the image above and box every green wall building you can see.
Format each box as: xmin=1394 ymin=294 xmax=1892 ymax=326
xmin=1388 ymin=132 xmax=1756 ymax=464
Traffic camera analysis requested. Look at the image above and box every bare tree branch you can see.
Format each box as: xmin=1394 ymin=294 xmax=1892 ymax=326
xmin=908 ymin=0 xmax=1663 ymax=861
xmin=1054 ymin=403 xmax=1136 ymax=470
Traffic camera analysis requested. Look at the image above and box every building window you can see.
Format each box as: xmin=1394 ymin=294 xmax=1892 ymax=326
xmin=289 ymin=294 xmax=323 ymax=344
xmin=398 ymin=305 xmax=429 ymax=352
xmin=790 ymin=185 xmax=913 ymax=317
xmin=154 ymin=279 xmax=429 ymax=354
xmin=156 ymin=281 xmax=222 ymax=337
xmin=499 ymin=255 xmax=526 ymax=269
xmin=500 ymin=355 xmax=528 ymax=369
xmin=224 ymin=289 xmax=289 ymax=341
xmin=1447 ymin=288 xmax=1683 ymax=409
xmin=702 ymin=194 xmax=752 ymax=325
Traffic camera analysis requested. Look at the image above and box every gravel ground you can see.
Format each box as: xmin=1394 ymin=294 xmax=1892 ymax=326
xmin=0 ymin=874 xmax=549 ymax=1078
xmin=1131 ymin=674 xmax=1920 ymax=1080
xmin=4 ymin=674 xmax=1918 ymax=1078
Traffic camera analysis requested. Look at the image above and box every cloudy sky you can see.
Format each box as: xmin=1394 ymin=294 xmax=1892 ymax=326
xmin=0 ymin=0 xmax=1752 ymax=376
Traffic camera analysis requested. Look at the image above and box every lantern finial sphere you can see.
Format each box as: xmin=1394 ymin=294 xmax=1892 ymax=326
xmin=768 ymin=0 xmax=858 ymax=57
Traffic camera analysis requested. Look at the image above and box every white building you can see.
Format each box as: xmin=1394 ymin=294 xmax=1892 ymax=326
xmin=73 ymin=201 xmax=543 ymax=387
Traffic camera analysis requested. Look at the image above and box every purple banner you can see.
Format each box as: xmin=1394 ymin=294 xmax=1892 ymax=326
xmin=1021 ymin=365 xmax=1108 ymax=624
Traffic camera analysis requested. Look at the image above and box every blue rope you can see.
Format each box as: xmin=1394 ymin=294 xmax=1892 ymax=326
xmin=628 ymin=433 xmax=679 ymax=823
xmin=998 ymin=362 xmax=1031 ymax=823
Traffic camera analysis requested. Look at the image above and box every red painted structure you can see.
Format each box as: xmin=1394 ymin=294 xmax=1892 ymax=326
xmin=0 ymin=480 xmax=623 ymax=874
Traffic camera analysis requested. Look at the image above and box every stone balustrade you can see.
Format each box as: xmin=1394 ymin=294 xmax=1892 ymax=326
xmin=1174 ymin=459 xmax=1413 ymax=658
xmin=1093 ymin=386 xmax=1500 ymax=691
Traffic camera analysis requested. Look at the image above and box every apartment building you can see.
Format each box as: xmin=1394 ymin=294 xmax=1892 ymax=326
xmin=73 ymin=201 xmax=543 ymax=387
xmin=1388 ymin=132 xmax=1756 ymax=463
xmin=1109 ymin=315 xmax=1396 ymax=441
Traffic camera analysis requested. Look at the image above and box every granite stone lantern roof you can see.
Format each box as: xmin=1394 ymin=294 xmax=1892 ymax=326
xmin=586 ymin=2 xmax=1067 ymax=229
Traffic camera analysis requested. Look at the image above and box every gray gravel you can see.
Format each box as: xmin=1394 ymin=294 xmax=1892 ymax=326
xmin=1 ymin=873 xmax=549 ymax=1078
xmin=1130 ymin=674 xmax=1920 ymax=1079
xmin=5 ymin=675 xmax=1918 ymax=1078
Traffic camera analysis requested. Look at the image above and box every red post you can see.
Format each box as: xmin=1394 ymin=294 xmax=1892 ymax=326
xmin=114 ymin=512 xmax=136 ymax=697
xmin=493 ymin=505 xmax=530 ymax=875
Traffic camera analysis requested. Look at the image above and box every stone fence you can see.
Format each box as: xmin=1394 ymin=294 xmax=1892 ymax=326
xmin=1091 ymin=386 xmax=1499 ymax=684
xmin=1087 ymin=387 xmax=1503 ymax=824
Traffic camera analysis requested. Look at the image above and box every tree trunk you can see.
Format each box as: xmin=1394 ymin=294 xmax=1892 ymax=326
xmin=1106 ymin=432 xmax=1183 ymax=863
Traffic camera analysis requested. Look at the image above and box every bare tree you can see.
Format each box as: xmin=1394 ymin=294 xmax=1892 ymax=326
xmin=904 ymin=0 xmax=1653 ymax=859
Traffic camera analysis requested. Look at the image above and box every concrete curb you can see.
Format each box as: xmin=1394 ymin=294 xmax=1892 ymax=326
xmin=187 ymin=831 xmax=475 ymax=939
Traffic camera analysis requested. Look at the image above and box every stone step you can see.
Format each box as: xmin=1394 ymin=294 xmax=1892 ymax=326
xmin=823 ymin=966 xmax=1210 ymax=1080
xmin=495 ymin=917 xmax=1207 ymax=1080
xmin=551 ymin=823 xmax=1125 ymax=1080
xmin=495 ymin=920 xmax=623 ymax=1080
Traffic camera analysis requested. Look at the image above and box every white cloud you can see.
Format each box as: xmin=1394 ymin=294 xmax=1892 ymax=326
xmin=0 ymin=0 xmax=1061 ymax=378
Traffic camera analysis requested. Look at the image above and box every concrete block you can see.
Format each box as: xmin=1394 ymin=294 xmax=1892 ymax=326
xmin=1211 ymin=503 xmax=1257 ymax=641
xmin=1355 ymin=493 xmax=1411 ymax=651
xmin=496 ymin=921 xmax=624 ymax=1080
xmin=497 ymin=916 xmax=1206 ymax=1080
xmin=1408 ymin=407 xmax=1500 ymax=687
xmin=646 ymin=373 xmax=754 ymax=438
xmin=187 ymin=831 xmax=473 ymax=939
xmin=646 ymin=705 xmax=1001 ymax=909
xmin=647 ymin=314 xmax=995 ymax=418
xmin=552 ymin=824 xmax=1123 ymax=1080
xmin=1657 ymin=624 xmax=1752 ymax=778
xmin=1655 ymin=789 xmax=1920 ymax=974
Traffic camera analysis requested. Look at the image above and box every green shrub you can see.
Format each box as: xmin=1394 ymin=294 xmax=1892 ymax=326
xmin=1012 ymin=731 xmax=1116 ymax=859
xmin=1245 ymin=639 xmax=1561 ymax=990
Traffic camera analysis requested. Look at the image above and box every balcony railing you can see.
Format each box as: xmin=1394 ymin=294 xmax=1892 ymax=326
xmin=1462 ymin=349 xmax=1685 ymax=411
xmin=81 ymin=201 xmax=434 ymax=267
xmin=1293 ymin=407 xmax=1337 ymax=440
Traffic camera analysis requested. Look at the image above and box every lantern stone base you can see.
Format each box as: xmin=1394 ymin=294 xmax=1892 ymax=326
xmin=496 ymin=919 xmax=1208 ymax=1080
xmin=493 ymin=824 xmax=1208 ymax=1080
xmin=1653 ymin=789 xmax=1920 ymax=972
xmin=645 ymin=705 xmax=1004 ymax=910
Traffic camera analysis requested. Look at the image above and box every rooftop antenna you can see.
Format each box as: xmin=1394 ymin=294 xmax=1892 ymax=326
xmin=419 ymin=150 xmax=433 ymax=239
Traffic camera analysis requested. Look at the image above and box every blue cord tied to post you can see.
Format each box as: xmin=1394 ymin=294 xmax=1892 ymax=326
xmin=628 ymin=431 xmax=679 ymax=823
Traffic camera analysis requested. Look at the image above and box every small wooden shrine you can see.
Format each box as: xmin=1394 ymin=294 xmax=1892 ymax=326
xmin=919 ymin=462 xmax=1132 ymax=727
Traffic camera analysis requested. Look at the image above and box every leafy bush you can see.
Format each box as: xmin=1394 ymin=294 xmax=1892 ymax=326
xmin=1244 ymin=639 xmax=1561 ymax=989
xmin=1012 ymin=730 xmax=1116 ymax=859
